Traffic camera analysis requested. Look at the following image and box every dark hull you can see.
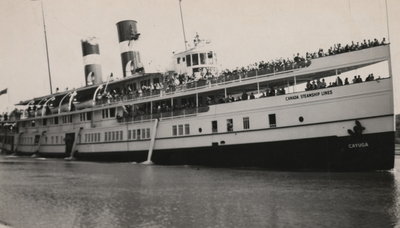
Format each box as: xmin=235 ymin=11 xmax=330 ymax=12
xmin=68 ymin=131 xmax=394 ymax=171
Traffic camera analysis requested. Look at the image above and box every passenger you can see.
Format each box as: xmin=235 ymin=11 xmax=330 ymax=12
xmin=381 ymin=37 xmax=386 ymax=45
xmin=321 ymin=79 xmax=327 ymax=88
xmin=352 ymin=76 xmax=358 ymax=84
xmin=356 ymin=75 xmax=362 ymax=83
xmin=241 ymin=91 xmax=248 ymax=100
xmin=336 ymin=76 xmax=343 ymax=86
xmin=344 ymin=78 xmax=349 ymax=85
xmin=312 ymin=81 xmax=317 ymax=90
xmin=250 ymin=93 xmax=255 ymax=99
xmin=305 ymin=80 xmax=312 ymax=91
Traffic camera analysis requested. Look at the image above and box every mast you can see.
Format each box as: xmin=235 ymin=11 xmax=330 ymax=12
xmin=178 ymin=0 xmax=188 ymax=50
xmin=35 ymin=0 xmax=53 ymax=94
xmin=385 ymin=0 xmax=393 ymax=78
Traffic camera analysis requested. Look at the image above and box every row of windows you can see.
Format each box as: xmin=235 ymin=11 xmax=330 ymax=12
xmin=84 ymin=133 xmax=101 ymax=143
xmin=20 ymin=136 xmax=33 ymax=144
xmin=127 ymin=128 xmax=151 ymax=140
xmin=212 ymin=114 xmax=276 ymax=133
xmin=172 ymin=124 xmax=190 ymax=136
xmin=80 ymin=112 xmax=92 ymax=122
xmin=178 ymin=52 xmax=214 ymax=67
xmin=44 ymin=135 xmax=64 ymax=144
xmin=104 ymin=130 xmax=123 ymax=142
xmin=102 ymin=108 xmax=116 ymax=119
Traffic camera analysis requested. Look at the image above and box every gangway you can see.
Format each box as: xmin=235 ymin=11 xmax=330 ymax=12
xmin=142 ymin=118 xmax=159 ymax=165
xmin=65 ymin=127 xmax=83 ymax=161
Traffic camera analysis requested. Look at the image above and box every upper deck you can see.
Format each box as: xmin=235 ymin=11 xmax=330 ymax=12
xmin=12 ymin=44 xmax=390 ymax=122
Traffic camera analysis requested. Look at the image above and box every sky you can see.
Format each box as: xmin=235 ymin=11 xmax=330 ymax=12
xmin=0 ymin=0 xmax=399 ymax=113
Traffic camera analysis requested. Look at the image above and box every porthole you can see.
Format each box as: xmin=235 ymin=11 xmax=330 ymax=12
xmin=199 ymin=128 xmax=202 ymax=133
xmin=299 ymin=116 xmax=304 ymax=122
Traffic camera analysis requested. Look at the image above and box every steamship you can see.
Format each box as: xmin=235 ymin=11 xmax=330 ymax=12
xmin=0 ymin=20 xmax=395 ymax=171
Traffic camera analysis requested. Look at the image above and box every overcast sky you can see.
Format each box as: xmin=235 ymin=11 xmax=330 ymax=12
xmin=0 ymin=0 xmax=399 ymax=113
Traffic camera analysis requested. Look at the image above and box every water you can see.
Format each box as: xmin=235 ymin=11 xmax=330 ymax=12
xmin=0 ymin=155 xmax=399 ymax=228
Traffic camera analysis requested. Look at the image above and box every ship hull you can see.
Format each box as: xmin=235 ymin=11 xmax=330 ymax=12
xmin=64 ymin=131 xmax=394 ymax=171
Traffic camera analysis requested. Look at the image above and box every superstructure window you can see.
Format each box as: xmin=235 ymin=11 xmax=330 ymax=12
xmin=200 ymin=53 xmax=206 ymax=64
xmin=227 ymin=119 xmax=233 ymax=132
xmin=177 ymin=57 xmax=181 ymax=64
xmin=43 ymin=118 xmax=47 ymax=126
xmin=146 ymin=128 xmax=150 ymax=138
xmin=172 ymin=125 xmax=177 ymax=136
xmin=54 ymin=117 xmax=58 ymax=125
xmin=269 ymin=114 xmax=276 ymax=128
xmin=243 ymin=117 xmax=250 ymax=130
xmin=110 ymin=108 xmax=116 ymax=118
xmin=192 ymin=53 xmax=199 ymax=66
xmin=212 ymin=121 xmax=218 ymax=133
xmin=137 ymin=129 xmax=141 ymax=140
xmin=184 ymin=124 xmax=190 ymax=135
xmin=186 ymin=54 xmax=191 ymax=67
xmin=178 ymin=124 xmax=184 ymax=136
xmin=142 ymin=128 xmax=146 ymax=139
xmin=132 ymin=129 xmax=136 ymax=140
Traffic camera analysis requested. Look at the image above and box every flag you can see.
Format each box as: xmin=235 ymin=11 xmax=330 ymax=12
xmin=0 ymin=88 xmax=7 ymax=96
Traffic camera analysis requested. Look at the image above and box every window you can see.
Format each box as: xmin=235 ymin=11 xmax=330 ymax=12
xmin=186 ymin=54 xmax=191 ymax=67
xmin=43 ymin=118 xmax=47 ymax=126
xmin=97 ymin=133 xmax=100 ymax=142
xmin=128 ymin=130 xmax=131 ymax=140
xmin=110 ymin=108 xmax=116 ymax=118
xmin=146 ymin=128 xmax=150 ymax=139
xmin=54 ymin=117 xmax=58 ymax=125
xmin=80 ymin=113 xmax=85 ymax=122
xmin=177 ymin=57 xmax=181 ymax=64
xmin=172 ymin=125 xmax=177 ymax=136
xmin=142 ymin=128 xmax=146 ymax=139
xmin=200 ymin=53 xmax=206 ymax=64
xmin=182 ymin=57 xmax=185 ymax=62
xmin=269 ymin=114 xmax=276 ymax=128
xmin=31 ymin=121 xmax=35 ymax=127
xmin=208 ymin=51 xmax=214 ymax=64
xmin=55 ymin=136 xmax=59 ymax=144
xmin=104 ymin=132 xmax=108 ymax=141
xmin=132 ymin=129 xmax=136 ymax=140
xmin=102 ymin=109 xmax=109 ymax=119
xmin=51 ymin=136 xmax=54 ymax=144
xmin=178 ymin=125 xmax=184 ymax=135
xmin=112 ymin=131 xmax=115 ymax=141
xmin=212 ymin=121 xmax=218 ymax=133
xmin=120 ymin=130 xmax=123 ymax=140
xmin=137 ymin=129 xmax=141 ymax=140
xmin=192 ymin=53 xmax=199 ymax=66
xmin=185 ymin=124 xmax=190 ymax=135
xmin=243 ymin=117 xmax=250 ymax=130
xmin=227 ymin=119 xmax=233 ymax=132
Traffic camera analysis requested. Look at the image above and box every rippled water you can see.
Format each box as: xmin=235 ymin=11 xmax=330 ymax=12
xmin=0 ymin=155 xmax=399 ymax=228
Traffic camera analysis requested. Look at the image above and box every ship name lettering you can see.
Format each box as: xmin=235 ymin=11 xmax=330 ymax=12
xmin=348 ymin=142 xmax=369 ymax=149
xmin=321 ymin=90 xmax=333 ymax=96
xmin=285 ymin=95 xmax=299 ymax=101
xmin=300 ymin=92 xmax=320 ymax=99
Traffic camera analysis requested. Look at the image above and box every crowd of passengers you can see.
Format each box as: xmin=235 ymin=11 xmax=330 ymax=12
xmin=305 ymin=73 xmax=379 ymax=91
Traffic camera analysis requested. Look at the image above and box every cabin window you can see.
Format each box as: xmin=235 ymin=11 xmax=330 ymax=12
xmin=146 ymin=128 xmax=150 ymax=139
xmin=80 ymin=113 xmax=85 ymax=121
xmin=87 ymin=112 xmax=92 ymax=121
xmin=137 ymin=129 xmax=141 ymax=140
xmin=182 ymin=57 xmax=185 ymax=62
xmin=132 ymin=129 xmax=136 ymax=139
xmin=227 ymin=119 xmax=233 ymax=132
xmin=120 ymin=130 xmax=123 ymax=140
xmin=208 ymin=51 xmax=214 ymax=64
xmin=185 ymin=124 xmax=190 ymax=135
xmin=104 ymin=132 xmax=108 ymax=142
xmin=200 ymin=53 xmax=206 ymax=64
xmin=192 ymin=53 xmax=199 ymax=66
xmin=54 ymin=117 xmax=58 ymax=125
xmin=97 ymin=133 xmax=100 ymax=142
xmin=51 ymin=136 xmax=54 ymax=144
xmin=102 ymin=109 xmax=109 ymax=119
xmin=128 ymin=130 xmax=131 ymax=140
xmin=177 ymin=57 xmax=181 ymax=64
xmin=212 ymin=121 xmax=218 ymax=133
xmin=186 ymin=54 xmax=191 ymax=67
xmin=178 ymin=125 xmax=184 ymax=136
xmin=269 ymin=114 xmax=276 ymax=128
xmin=243 ymin=117 xmax=250 ymax=130
xmin=55 ymin=136 xmax=59 ymax=144
xmin=43 ymin=118 xmax=47 ymax=126
xmin=142 ymin=128 xmax=146 ymax=139
xmin=172 ymin=125 xmax=177 ymax=136
xmin=110 ymin=108 xmax=116 ymax=118
xmin=112 ymin=131 xmax=115 ymax=141
xmin=31 ymin=121 xmax=35 ymax=127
